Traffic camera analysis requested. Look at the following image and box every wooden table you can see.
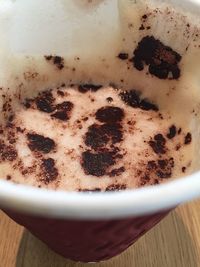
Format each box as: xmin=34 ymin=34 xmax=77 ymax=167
xmin=0 ymin=200 xmax=200 ymax=267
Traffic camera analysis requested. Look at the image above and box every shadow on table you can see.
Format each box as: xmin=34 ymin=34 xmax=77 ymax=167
xmin=15 ymin=211 xmax=199 ymax=267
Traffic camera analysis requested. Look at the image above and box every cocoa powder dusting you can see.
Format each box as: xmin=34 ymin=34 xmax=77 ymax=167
xmin=167 ymin=125 xmax=177 ymax=139
xmin=120 ymin=90 xmax=158 ymax=111
xmin=35 ymin=91 xmax=55 ymax=113
xmin=27 ymin=133 xmax=56 ymax=154
xmin=184 ymin=133 xmax=192 ymax=145
xmin=0 ymin=141 xmax=17 ymax=162
xmin=45 ymin=55 xmax=64 ymax=70
xmin=78 ymin=84 xmax=102 ymax=93
xmin=133 ymin=36 xmax=181 ymax=79
xmin=85 ymin=123 xmax=123 ymax=149
xmin=51 ymin=101 xmax=74 ymax=121
xmin=79 ymin=188 xmax=101 ymax=192
xmin=95 ymin=106 xmax=125 ymax=123
xmin=149 ymin=134 xmax=167 ymax=154
xmin=118 ymin=53 xmax=129 ymax=60
xmin=41 ymin=158 xmax=58 ymax=184
xmin=82 ymin=150 xmax=117 ymax=177
xmin=106 ymin=184 xmax=127 ymax=191
xmin=109 ymin=167 xmax=125 ymax=177
xmin=6 ymin=175 xmax=12 ymax=180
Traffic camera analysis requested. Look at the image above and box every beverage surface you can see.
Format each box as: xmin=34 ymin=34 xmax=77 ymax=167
xmin=0 ymin=85 xmax=193 ymax=192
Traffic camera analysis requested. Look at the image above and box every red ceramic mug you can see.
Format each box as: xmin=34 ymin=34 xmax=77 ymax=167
xmin=1 ymin=0 xmax=200 ymax=263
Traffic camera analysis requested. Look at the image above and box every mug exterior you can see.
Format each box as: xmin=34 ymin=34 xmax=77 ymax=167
xmin=5 ymin=209 xmax=171 ymax=262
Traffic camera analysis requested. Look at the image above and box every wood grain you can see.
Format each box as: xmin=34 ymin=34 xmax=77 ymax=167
xmin=0 ymin=200 xmax=200 ymax=267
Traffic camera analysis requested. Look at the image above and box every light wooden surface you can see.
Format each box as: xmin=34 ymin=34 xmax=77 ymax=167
xmin=0 ymin=200 xmax=200 ymax=267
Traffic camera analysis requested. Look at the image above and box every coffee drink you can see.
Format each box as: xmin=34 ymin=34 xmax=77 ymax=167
xmin=0 ymin=0 xmax=198 ymax=192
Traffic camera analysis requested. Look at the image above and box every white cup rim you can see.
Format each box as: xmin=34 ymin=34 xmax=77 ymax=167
xmin=0 ymin=171 xmax=200 ymax=220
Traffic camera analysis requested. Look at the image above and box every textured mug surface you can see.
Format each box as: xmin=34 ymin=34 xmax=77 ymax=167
xmin=5 ymin=209 xmax=171 ymax=262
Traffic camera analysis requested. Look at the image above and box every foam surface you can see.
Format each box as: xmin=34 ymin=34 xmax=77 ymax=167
xmin=0 ymin=85 xmax=193 ymax=192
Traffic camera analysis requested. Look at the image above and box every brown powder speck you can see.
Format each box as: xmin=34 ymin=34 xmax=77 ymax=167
xmin=118 ymin=53 xmax=129 ymax=60
xmin=16 ymin=127 xmax=25 ymax=133
xmin=96 ymin=106 xmax=125 ymax=123
xmin=184 ymin=133 xmax=192 ymax=145
xmin=6 ymin=175 xmax=12 ymax=181
xmin=41 ymin=158 xmax=58 ymax=184
xmin=142 ymin=14 xmax=148 ymax=20
xmin=149 ymin=134 xmax=166 ymax=154
xmin=51 ymin=101 xmax=74 ymax=121
xmin=3 ymin=102 xmax=12 ymax=112
xmin=57 ymin=90 xmax=65 ymax=97
xmin=79 ymin=188 xmax=101 ymax=192
xmin=78 ymin=84 xmax=102 ymax=93
xmin=85 ymin=123 xmax=123 ymax=149
xmin=157 ymin=158 xmax=174 ymax=178
xmin=139 ymin=24 xmax=145 ymax=30
xmin=35 ymin=90 xmax=55 ymax=113
xmin=106 ymin=184 xmax=126 ymax=191
xmin=147 ymin=158 xmax=174 ymax=179
xmin=109 ymin=167 xmax=125 ymax=177
xmin=0 ymin=141 xmax=17 ymax=161
xmin=120 ymin=90 xmax=158 ymax=111
xmin=182 ymin=167 xmax=186 ymax=173
xmin=83 ymin=117 xmax=88 ymax=122
xmin=176 ymin=144 xmax=181 ymax=151
xmin=140 ymin=174 xmax=150 ymax=186
xmin=106 ymin=97 xmax=113 ymax=103
xmin=167 ymin=125 xmax=177 ymax=139
xmin=81 ymin=150 xmax=116 ymax=177
xmin=133 ymin=36 xmax=181 ymax=79
xmin=45 ymin=55 xmax=64 ymax=70
xmin=27 ymin=133 xmax=56 ymax=154
xmin=24 ymin=100 xmax=31 ymax=109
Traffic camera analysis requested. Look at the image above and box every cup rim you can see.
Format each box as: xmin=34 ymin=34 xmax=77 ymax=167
xmin=0 ymin=171 xmax=200 ymax=219
xmin=1 ymin=0 xmax=200 ymax=220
